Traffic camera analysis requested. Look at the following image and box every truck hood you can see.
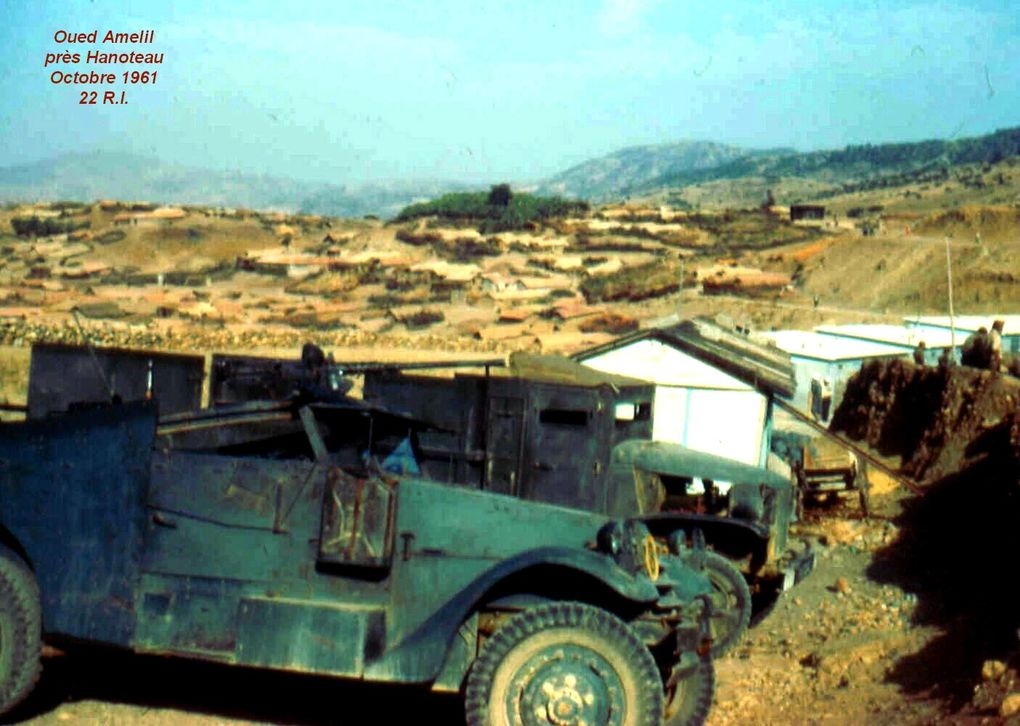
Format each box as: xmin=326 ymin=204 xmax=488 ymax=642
xmin=612 ymin=439 xmax=790 ymax=491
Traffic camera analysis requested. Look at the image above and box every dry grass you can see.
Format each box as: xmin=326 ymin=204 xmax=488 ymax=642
xmin=0 ymin=346 xmax=29 ymax=410
xmin=914 ymin=205 xmax=1020 ymax=243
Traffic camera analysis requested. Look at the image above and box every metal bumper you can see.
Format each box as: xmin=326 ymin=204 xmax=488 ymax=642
xmin=780 ymin=545 xmax=816 ymax=592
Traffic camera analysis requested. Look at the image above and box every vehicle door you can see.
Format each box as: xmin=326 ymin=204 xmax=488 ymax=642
xmin=519 ymin=383 xmax=611 ymax=512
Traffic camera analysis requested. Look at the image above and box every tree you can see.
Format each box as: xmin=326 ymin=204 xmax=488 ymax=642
xmin=487 ymin=183 xmax=512 ymax=207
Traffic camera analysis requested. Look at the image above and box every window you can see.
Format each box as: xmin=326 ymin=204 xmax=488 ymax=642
xmin=539 ymin=408 xmax=589 ymax=426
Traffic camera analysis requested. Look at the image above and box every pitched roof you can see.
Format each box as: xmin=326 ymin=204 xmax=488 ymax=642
xmin=574 ymin=316 xmax=796 ymax=397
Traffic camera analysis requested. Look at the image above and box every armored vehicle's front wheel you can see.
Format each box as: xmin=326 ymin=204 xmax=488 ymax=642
xmin=0 ymin=544 xmax=42 ymax=716
xmin=464 ymin=601 xmax=663 ymax=726
xmin=702 ymin=551 xmax=751 ymax=658
xmin=662 ymin=656 xmax=714 ymax=726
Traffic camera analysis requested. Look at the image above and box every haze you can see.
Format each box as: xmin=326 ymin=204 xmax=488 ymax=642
xmin=1 ymin=0 xmax=1017 ymax=185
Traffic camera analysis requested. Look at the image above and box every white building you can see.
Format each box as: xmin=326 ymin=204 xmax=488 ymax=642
xmin=814 ymin=323 xmax=959 ymax=366
xmin=905 ymin=315 xmax=1020 ymax=357
xmin=575 ymin=319 xmax=794 ymax=468
xmin=755 ymin=330 xmax=910 ymax=421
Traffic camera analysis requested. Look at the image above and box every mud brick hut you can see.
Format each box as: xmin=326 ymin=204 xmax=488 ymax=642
xmin=789 ymin=204 xmax=826 ymax=221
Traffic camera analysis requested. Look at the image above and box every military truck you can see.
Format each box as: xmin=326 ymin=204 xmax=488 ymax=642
xmin=363 ymin=354 xmax=814 ymax=657
xmin=0 ymin=362 xmax=719 ymax=725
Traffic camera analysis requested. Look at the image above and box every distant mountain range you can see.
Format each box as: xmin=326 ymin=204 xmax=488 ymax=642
xmin=551 ymin=127 xmax=1020 ymax=201
xmin=0 ymin=151 xmax=478 ymax=218
xmin=533 ymin=141 xmax=790 ymax=200
xmin=2 ymin=126 xmax=1018 ymax=216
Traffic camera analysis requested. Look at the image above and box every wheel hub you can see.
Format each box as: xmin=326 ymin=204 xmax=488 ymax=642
xmin=509 ymin=645 xmax=623 ymax=726
xmin=542 ymin=672 xmax=591 ymax=724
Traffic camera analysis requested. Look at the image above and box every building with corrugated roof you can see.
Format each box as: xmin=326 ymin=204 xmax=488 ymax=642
xmin=905 ymin=315 xmax=1020 ymax=356
xmin=755 ymin=329 xmax=910 ymax=421
xmin=814 ymin=323 xmax=959 ymax=366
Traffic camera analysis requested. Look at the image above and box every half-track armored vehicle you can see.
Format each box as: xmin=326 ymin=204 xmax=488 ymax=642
xmin=0 ymin=343 xmax=721 ymax=726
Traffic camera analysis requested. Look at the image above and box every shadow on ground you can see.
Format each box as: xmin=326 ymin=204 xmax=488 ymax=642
xmin=866 ymin=453 xmax=1020 ymax=707
xmin=6 ymin=646 xmax=462 ymax=725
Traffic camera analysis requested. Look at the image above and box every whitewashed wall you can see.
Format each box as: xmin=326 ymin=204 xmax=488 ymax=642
xmin=581 ymin=339 xmax=770 ymax=467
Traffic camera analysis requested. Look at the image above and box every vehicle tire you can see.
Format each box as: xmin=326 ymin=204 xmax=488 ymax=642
xmin=0 ymin=545 xmax=42 ymax=716
xmin=703 ymin=550 xmax=752 ymax=658
xmin=662 ymin=656 xmax=714 ymax=726
xmin=464 ymin=601 xmax=663 ymax=726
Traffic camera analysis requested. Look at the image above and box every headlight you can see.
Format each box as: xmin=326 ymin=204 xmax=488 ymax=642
xmin=596 ymin=521 xmax=623 ymax=556
xmin=667 ymin=529 xmax=687 ymax=555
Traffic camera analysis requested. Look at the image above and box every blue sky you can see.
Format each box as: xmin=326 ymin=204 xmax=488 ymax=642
xmin=0 ymin=0 xmax=1017 ymax=184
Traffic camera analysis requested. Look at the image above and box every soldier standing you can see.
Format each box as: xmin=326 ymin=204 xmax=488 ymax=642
xmin=961 ymin=327 xmax=990 ymax=368
xmin=989 ymin=319 xmax=1005 ymax=372
xmin=913 ymin=341 xmax=927 ymax=366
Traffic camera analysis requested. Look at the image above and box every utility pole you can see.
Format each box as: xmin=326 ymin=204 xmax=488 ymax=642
xmin=677 ymin=257 xmax=685 ymax=317
xmin=945 ymin=236 xmax=956 ymax=351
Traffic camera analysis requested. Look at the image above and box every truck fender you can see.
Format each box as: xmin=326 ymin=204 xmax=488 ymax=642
xmin=364 ymin=546 xmax=658 ymax=683
xmin=0 ymin=525 xmax=32 ymax=571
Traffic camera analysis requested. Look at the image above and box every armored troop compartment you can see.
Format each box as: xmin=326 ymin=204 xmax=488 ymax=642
xmin=363 ymin=353 xmax=655 ymax=511
xmin=26 ymin=342 xmax=205 ymax=418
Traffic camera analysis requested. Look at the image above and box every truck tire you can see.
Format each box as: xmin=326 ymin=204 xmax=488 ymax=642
xmin=0 ymin=545 xmax=41 ymax=716
xmin=703 ymin=550 xmax=751 ymax=658
xmin=464 ymin=601 xmax=663 ymax=726
xmin=662 ymin=656 xmax=714 ymax=726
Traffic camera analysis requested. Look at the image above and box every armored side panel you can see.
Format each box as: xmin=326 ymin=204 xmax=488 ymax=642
xmin=364 ymin=370 xmax=655 ymax=514
xmin=235 ymin=597 xmax=385 ymax=674
xmin=493 ymin=377 xmax=611 ymax=509
xmin=483 ymin=388 xmax=525 ymax=495
xmin=27 ymin=343 xmax=204 ymax=418
xmin=0 ymin=401 xmax=156 ymax=645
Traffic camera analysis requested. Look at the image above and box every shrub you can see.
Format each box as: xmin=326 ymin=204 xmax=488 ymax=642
xmin=398 ymin=308 xmax=444 ymax=330
xmin=579 ymin=312 xmax=640 ymax=335
xmin=395 ymin=190 xmax=588 ymax=233
xmin=10 ymin=215 xmax=90 ymax=237
xmin=444 ymin=236 xmax=502 ymax=261
xmin=395 ymin=228 xmax=442 ymax=245
xmin=580 ymin=261 xmax=679 ymax=303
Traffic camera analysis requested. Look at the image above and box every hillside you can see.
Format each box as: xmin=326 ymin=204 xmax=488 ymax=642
xmin=1 ymin=178 xmax=1018 ymax=366
xmin=537 ymin=126 xmax=1020 ymax=208
xmin=3 ymin=126 xmax=1020 ymax=216
xmin=535 ymin=141 xmax=787 ymax=201
xmin=630 ymin=126 xmax=1020 ymax=205
xmin=0 ymin=151 xmax=477 ymax=219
